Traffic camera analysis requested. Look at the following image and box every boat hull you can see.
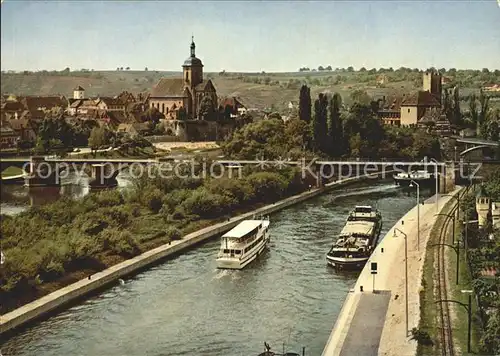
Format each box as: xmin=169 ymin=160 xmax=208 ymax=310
xmin=216 ymin=233 xmax=269 ymax=270
xmin=326 ymin=255 xmax=369 ymax=269
xmin=393 ymin=176 xmax=434 ymax=187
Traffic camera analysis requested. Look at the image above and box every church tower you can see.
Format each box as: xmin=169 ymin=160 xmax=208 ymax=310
xmin=182 ymin=36 xmax=203 ymax=89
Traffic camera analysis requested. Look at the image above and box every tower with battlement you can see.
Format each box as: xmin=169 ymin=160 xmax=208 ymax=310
xmin=422 ymin=70 xmax=442 ymax=105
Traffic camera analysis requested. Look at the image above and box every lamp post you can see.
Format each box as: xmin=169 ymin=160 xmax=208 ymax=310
xmin=442 ymin=193 xmax=461 ymax=221
xmin=430 ymin=242 xmax=460 ymax=284
xmin=410 ymin=180 xmax=420 ymax=251
xmin=435 ymin=213 xmax=456 ymax=244
xmin=435 ymin=289 xmax=473 ymax=353
xmin=393 ymin=227 xmax=408 ymax=335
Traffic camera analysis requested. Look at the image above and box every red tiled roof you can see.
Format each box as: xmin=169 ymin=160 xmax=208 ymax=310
xmin=401 ymin=91 xmax=440 ymax=107
xmin=21 ymin=96 xmax=67 ymax=112
xmin=480 ymin=267 xmax=498 ymax=278
xmin=97 ymin=97 xmax=124 ymax=107
xmin=1 ymin=101 xmax=26 ymax=112
xmin=222 ymin=96 xmax=246 ymax=109
xmin=150 ymin=78 xmax=187 ymax=97
xmin=7 ymin=118 xmax=34 ymax=131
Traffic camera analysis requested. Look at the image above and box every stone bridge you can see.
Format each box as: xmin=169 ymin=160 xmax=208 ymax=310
xmin=1 ymin=156 xmax=487 ymax=189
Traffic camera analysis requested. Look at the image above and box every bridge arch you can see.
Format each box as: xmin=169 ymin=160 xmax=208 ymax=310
xmin=459 ymin=144 xmax=493 ymax=158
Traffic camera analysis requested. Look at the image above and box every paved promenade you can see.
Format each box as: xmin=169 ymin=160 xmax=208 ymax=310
xmin=322 ymin=188 xmax=462 ymax=356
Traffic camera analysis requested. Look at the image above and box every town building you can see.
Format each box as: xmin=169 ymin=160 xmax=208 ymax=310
xmin=0 ymin=121 xmax=20 ymax=148
xmin=377 ymin=70 xmax=443 ymax=126
xmin=221 ymin=96 xmax=247 ymax=118
xmin=117 ymin=123 xmax=150 ymax=137
xmin=148 ymin=37 xmax=218 ymax=120
xmin=73 ymin=86 xmax=85 ymax=99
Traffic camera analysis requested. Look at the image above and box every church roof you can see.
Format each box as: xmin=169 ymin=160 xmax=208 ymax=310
xmin=183 ymin=56 xmax=203 ymax=67
xmin=150 ymin=78 xmax=188 ymax=98
xmin=401 ymin=90 xmax=441 ymax=107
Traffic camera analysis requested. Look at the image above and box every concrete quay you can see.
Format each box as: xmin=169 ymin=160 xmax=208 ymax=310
xmin=0 ymin=172 xmax=386 ymax=335
xmin=322 ymin=187 xmax=463 ymax=356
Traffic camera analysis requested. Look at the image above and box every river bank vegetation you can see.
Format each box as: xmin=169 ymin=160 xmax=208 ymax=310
xmin=460 ymin=172 xmax=500 ymax=355
xmin=223 ymin=89 xmax=441 ymax=161
xmin=0 ymin=160 xmax=310 ymax=314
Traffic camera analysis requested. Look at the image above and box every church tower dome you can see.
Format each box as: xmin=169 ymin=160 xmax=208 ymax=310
xmin=182 ymin=36 xmax=203 ymax=88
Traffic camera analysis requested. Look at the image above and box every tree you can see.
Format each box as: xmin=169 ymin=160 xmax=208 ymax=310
xmin=312 ymin=93 xmax=328 ymax=152
xmin=223 ymin=104 xmax=233 ymax=120
xmin=142 ymin=107 xmax=164 ymax=124
xmin=452 ymin=86 xmax=461 ymax=126
xmin=318 ymin=66 xmax=324 ymax=71
xmin=478 ymin=89 xmax=490 ymax=137
xmin=126 ymin=67 xmax=130 ymax=70
xmin=88 ymin=127 xmax=106 ymax=154
xmin=350 ymin=89 xmax=371 ymax=105
xmin=347 ymin=66 xmax=354 ymax=72
xmin=359 ymin=67 xmax=366 ymax=72
xmin=326 ymin=65 xmax=332 ymax=71
xmin=299 ymin=85 xmax=312 ymax=123
xmin=328 ymin=93 xmax=343 ymax=157
xmin=198 ymin=96 xmax=216 ymax=121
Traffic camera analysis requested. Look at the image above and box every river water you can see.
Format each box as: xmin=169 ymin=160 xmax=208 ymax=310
xmin=0 ymin=172 xmax=133 ymax=216
xmin=0 ymin=181 xmax=433 ymax=356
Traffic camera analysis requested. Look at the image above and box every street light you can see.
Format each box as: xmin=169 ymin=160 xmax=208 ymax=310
xmin=393 ymin=227 xmax=409 ymax=335
xmin=435 ymin=290 xmax=473 ymax=353
xmin=435 ymin=213 xmax=456 ymax=244
xmin=409 ymin=180 xmax=420 ymax=251
xmin=442 ymin=193 xmax=461 ymax=221
xmin=429 ymin=241 xmax=460 ymax=284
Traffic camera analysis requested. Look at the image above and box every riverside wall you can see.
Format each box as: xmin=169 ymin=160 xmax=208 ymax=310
xmin=0 ymin=172 xmax=388 ymax=335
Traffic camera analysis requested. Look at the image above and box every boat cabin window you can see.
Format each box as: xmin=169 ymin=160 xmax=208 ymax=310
xmin=223 ymin=249 xmax=241 ymax=255
xmin=354 ymin=207 xmax=372 ymax=214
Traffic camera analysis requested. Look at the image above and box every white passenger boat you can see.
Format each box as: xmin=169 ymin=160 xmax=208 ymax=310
xmin=216 ymin=217 xmax=270 ymax=269
xmin=393 ymin=170 xmax=433 ymax=186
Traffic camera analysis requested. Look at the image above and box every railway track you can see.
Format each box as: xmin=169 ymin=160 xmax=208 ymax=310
xmin=436 ymin=203 xmax=458 ymax=356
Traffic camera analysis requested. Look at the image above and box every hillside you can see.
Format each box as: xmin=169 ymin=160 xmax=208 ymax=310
xmin=1 ymin=69 xmax=495 ymax=111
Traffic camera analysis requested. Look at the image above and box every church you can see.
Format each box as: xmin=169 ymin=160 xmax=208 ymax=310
xmin=148 ymin=37 xmax=218 ymax=120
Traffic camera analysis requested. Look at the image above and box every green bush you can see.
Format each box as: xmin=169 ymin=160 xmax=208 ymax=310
xmin=99 ymin=228 xmax=140 ymax=257
xmin=165 ymin=227 xmax=182 ymax=241
xmin=180 ymin=188 xmax=235 ymax=219
xmin=410 ymin=327 xmax=433 ymax=346
xmin=206 ymin=177 xmax=255 ymax=204
xmin=246 ymin=171 xmax=289 ymax=202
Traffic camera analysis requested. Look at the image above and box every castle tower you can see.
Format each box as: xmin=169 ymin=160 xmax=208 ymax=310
xmin=476 ymin=185 xmax=491 ymax=228
xmin=422 ymin=70 xmax=442 ymax=105
xmin=73 ymin=85 xmax=85 ymax=99
xmin=182 ymin=36 xmax=203 ymax=89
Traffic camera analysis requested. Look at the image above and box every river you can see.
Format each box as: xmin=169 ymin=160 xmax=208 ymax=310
xmin=0 ymin=181 xmax=433 ymax=356
xmin=0 ymin=172 xmax=133 ymax=216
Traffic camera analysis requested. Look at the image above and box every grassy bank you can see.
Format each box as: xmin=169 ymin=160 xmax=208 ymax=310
xmin=1 ymin=166 xmax=23 ymax=178
xmin=0 ymin=164 xmax=312 ymax=315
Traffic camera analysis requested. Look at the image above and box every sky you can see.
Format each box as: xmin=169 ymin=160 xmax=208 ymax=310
xmin=1 ymin=1 xmax=500 ymax=72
